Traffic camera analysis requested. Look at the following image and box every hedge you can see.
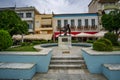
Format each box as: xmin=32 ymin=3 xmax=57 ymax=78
xmin=93 ymin=38 xmax=113 ymax=51
xmin=0 ymin=30 xmax=13 ymax=51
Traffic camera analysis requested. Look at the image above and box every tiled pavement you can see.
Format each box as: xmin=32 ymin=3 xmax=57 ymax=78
xmin=33 ymin=69 xmax=107 ymax=80
xmin=32 ymin=46 xmax=107 ymax=80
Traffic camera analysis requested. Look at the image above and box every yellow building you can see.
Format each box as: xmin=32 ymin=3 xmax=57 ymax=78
xmin=35 ymin=14 xmax=53 ymax=34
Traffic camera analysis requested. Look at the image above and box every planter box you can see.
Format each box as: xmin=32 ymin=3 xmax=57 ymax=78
xmin=0 ymin=63 xmax=36 ymax=80
xmin=0 ymin=48 xmax=53 ymax=73
xmin=81 ymin=48 xmax=120 ymax=73
xmin=102 ymin=64 xmax=120 ymax=80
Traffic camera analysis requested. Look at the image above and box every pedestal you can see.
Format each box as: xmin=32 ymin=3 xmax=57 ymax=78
xmin=58 ymin=35 xmax=71 ymax=53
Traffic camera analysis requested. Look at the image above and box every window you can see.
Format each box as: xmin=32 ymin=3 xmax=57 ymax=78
xmin=78 ymin=19 xmax=82 ymax=27
xmin=85 ymin=19 xmax=88 ymax=26
xmin=26 ymin=13 xmax=32 ymax=18
xmin=28 ymin=23 xmax=33 ymax=29
xmin=57 ymin=20 xmax=61 ymax=28
xmin=36 ymin=21 xmax=40 ymax=27
xmin=18 ymin=13 xmax=24 ymax=18
xmin=64 ymin=20 xmax=68 ymax=26
xmin=91 ymin=19 xmax=95 ymax=26
xmin=71 ymin=19 xmax=75 ymax=27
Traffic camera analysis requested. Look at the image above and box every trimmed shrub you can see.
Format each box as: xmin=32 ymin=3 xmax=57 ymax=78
xmin=32 ymin=40 xmax=41 ymax=45
xmin=104 ymin=32 xmax=118 ymax=46
xmin=93 ymin=42 xmax=106 ymax=51
xmin=0 ymin=30 xmax=13 ymax=51
xmin=97 ymin=38 xmax=112 ymax=46
xmin=72 ymin=40 xmax=79 ymax=43
xmin=40 ymin=40 xmax=48 ymax=44
xmin=93 ymin=38 xmax=113 ymax=51
xmin=21 ymin=42 xmax=32 ymax=46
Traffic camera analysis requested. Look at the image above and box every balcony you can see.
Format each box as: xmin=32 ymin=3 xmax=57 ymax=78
xmin=41 ymin=19 xmax=52 ymax=25
xmin=22 ymin=18 xmax=33 ymax=21
xmin=39 ymin=28 xmax=53 ymax=30
xmin=104 ymin=5 xmax=118 ymax=10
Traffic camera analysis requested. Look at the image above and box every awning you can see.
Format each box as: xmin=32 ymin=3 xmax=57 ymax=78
xmin=13 ymin=34 xmax=53 ymax=40
xmin=54 ymin=31 xmax=97 ymax=38
xmin=93 ymin=31 xmax=107 ymax=37
xmin=75 ymin=32 xmax=94 ymax=37
xmin=56 ymin=33 xmax=75 ymax=37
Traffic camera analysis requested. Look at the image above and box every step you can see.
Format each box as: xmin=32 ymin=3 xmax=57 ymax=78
xmin=49 ymin=64 xmax=86 ymax=69
xmin=50 ymin=60 xmax=85 ymax=64
xmin=51 ymin=56 xmax=84 ymax=60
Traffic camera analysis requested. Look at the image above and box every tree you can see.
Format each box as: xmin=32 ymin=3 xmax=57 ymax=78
xmin=0 ymin=10 xmax=28 ymax=36
xmin=0 ymin=30 xmax=13 ymax=51
xmin=101 ymin=9 xmax=120 ymax=35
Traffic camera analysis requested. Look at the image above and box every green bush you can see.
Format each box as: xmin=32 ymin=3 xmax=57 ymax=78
xmin=93 ymin=42 xmax=106 ymax=51
xmin=21 ymin=42 xmax=32 ymax=46
xmin=97 ymin=38 xmax=112 ymax=46
xmin=104 ymin=32 xmax=118 ymax=46
xmin=72 ymin=40 xmax=79 ymax=43
xmin=32 ymin=40 xmax=41 ymax=45
xmin=40 ymin=40 xmax=48 ymax=44
xmin=0 ymin=30 xmax=13 ymax=51
xmin=48 ymin=40 xmax=54 ymax=43
xmin=86 ymin=40 xmax=95 ymax=43
xmin=93 ymin=38 xmax=113 ymax=51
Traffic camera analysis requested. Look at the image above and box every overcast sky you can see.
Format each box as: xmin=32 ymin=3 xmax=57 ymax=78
xmin=0 ymin=0 xmax=91 ymax=14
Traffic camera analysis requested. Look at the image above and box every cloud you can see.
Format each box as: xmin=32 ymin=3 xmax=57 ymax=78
xmin=0 ymin=0 xmax=91 ymax=14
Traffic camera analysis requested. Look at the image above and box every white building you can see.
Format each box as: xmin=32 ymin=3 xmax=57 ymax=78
xmin=53 ymin=13 xmax=99 ymax=37
xmin=15 ymin=7 xmax=40 ymax=33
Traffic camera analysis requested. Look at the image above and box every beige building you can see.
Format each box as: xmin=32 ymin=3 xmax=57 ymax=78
xmin=88 ymin=0 xmax=120 ymax=30
xmin=35 ymin=14 xmax=53 ymax=34
xmin=88 ymin=0 xmax=119 ymax=14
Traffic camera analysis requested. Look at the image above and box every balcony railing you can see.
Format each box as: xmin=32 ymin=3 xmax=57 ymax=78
xmin=71 ymin=26 xmax=76 ymax=31
xmin=56 ymin=25 xmax=99 ymax=32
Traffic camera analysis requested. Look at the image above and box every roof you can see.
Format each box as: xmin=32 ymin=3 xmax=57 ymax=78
xmin=98 ymin=0 xmax=119 ymax=3
xmin=88 ymin=0 xmax=95 ymax=7
xmin=0 ymin=7 xmax=40 ymax=14
xmin=53 ymin=13 xmax=98 ymax=18
xmin=15 ymin=7 xmax=40 ymax=14
xmin=15 ymin=7 xmax=35 ymax=11
xmin=0 ymin=7 xmax=15 ymax=11
xmin=88 ymin=0 xmax=119 ymax=7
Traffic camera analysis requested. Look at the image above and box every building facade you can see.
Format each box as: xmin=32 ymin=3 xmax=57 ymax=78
xmin=53 ymin=13 xmax=99 ymax=37
xmin=88 ymin=0 xmax=119 ymax=13
xmin=35 ymin=14 xmax=53 ymax=34
xmin=15 ymin=7 xmax=40 ymax=33
xmin=88 ymin=0 xmax=120 ymax=30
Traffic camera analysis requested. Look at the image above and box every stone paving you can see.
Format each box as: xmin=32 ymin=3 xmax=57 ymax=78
xmin=33 ymin=69 xmax=107 ymax=80
xmin=32 ymin=46 xmax=107 ymax=80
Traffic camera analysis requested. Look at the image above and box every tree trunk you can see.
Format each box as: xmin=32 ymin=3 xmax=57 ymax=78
xmin=21 ymin=34 xmax=24 ymax=43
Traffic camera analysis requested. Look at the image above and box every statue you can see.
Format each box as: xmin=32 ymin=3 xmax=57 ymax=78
xmin=60 ymin=24 xmax=71 ymax=36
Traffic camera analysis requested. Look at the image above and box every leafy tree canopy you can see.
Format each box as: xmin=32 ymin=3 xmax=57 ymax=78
xmin=0 ymin=10 xmax=28 ymax=36
xmin=101 ymin=9 xmax=120 ymax=35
